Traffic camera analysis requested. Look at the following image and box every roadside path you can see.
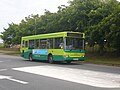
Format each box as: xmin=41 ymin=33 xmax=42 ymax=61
xmin=0 ymin=50 xmax=20 ymax=56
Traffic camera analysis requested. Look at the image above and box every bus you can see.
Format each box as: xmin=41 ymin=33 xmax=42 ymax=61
xmin=20 ymin=31 xmax=85 ymax=64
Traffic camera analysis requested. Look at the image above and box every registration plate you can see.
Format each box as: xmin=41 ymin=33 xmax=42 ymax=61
xmin=73 ymin=58 xmax=79 ymax=60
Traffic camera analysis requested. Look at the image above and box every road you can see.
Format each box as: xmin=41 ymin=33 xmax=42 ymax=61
xmin=0 ymin=54 xmax=120 ymax=90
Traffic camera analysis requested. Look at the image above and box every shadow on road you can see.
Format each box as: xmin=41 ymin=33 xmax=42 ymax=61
xmin=23 ymin=59 xmax=84 ymax=65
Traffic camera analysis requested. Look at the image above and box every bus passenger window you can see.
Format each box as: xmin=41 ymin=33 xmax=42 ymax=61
xmin=25 ymin=41 xmax=28 ymax=48
xmin=29 ymin=40 xmax=34 ymax=49
xmin=47 ymin=38 xmax=53 ymax=49
xmin=35 ymin=39 xmax=39 ymax=49
xmin=40 ymin=39 xmax=47 ymax=49
xmin=22 ymin=41 xmax=24 ymax=47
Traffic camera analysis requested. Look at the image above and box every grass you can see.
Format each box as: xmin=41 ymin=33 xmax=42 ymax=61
xmin=0 ymin=48 xmax=20 ymax=56
xmin=85 ymin=53 xmax=120 ymax=66
xmin=85 ymin=45 xmax=120 ymax=66
xmin=0 ymin=43 xmax=4 ymax=48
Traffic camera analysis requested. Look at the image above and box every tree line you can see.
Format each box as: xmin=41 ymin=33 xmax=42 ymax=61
xmin=1 ymin=0 xmax=120 ymax=54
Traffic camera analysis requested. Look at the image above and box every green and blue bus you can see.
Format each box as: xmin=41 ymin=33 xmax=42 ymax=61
xmin=20 ymin=31 xmax=85 ymax=64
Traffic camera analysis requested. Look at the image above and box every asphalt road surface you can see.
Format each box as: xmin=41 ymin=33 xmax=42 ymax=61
xmin=0 ymin=54 xmax=120 ymax=90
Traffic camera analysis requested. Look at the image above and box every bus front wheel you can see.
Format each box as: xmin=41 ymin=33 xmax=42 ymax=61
xmin=48 ymin=55 xmax=54 ymax=64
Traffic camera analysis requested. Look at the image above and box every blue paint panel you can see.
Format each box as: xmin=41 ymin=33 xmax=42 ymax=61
xmin=32 ymin=49 xmax=48 ymax=55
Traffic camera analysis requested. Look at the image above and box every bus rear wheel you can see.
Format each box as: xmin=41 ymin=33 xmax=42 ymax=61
xmin=29 ymin=54 xmax=33 ymax=61
xmin=66 ymin=61 xmax=71 ymax=64
xmin=48 ymin=55 xmax=54 ymax=64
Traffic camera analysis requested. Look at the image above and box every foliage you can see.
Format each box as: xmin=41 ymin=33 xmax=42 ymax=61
xmin=1 ymin=0 xmax=120 ymax=54
xmin=0 ymin=43 xmax=4 ymax=48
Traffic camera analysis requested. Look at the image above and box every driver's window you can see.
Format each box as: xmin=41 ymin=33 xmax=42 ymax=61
xmin=54 ymin=38 xmax=63 ymax=49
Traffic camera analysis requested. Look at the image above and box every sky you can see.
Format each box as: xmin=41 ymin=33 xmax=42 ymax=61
xmin=0 ymin=0 xmax=69 ymax=43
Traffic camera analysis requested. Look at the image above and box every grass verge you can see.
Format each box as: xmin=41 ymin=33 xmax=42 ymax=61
xmin=85 ymin=53 xmax=120 ymax=67
xmin=0 ymin=48 xmax=20 ymax=56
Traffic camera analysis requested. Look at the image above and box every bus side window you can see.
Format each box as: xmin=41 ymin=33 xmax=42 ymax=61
xmin=25 ymin=41 xmax=28 ymax=48
xmin=35 ymin=39 xmax=39 ymax=49
xmin=40 ymin=39 xmax=47 ymax=49
xmin=47 ymin=38 xmax=53 ymax=49
xmin=29 ymin=40 xmax=34 ymax=49
xmin=22 ymin=41 xmax=24 ymax=47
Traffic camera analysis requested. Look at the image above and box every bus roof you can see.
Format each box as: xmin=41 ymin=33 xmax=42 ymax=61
xmin=22 ymin=31 xmax=85 ymax=40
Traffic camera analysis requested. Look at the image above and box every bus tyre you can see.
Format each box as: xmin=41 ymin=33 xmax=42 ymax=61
xmin=48 ymin=55 xmax=54 ymax=64
xmin=66 ymin=61 xmax=71 ymax=64
xmin=29 ymin=54 xmax=33 ymax=61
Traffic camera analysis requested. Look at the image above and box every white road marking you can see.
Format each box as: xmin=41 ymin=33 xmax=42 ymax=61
xmin=0 ymin=75 xmax=28 ymax=84
xmin=0 ymin=60 xmax=12 ymax=63
xmin=0 ymin=69 xmax=7 ymax=71
xmin=13 ymin=65 xmax=120 ymax=88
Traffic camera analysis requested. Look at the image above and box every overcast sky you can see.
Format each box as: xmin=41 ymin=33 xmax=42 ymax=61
xmin=0 ymin=0 xmax=119 ymax=43
xmin=0 ymin=0 xmax=69 ymax=33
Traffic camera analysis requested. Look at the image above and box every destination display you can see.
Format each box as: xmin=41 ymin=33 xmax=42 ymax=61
xmin=67 ymin=33 xmax=83 ymax=38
